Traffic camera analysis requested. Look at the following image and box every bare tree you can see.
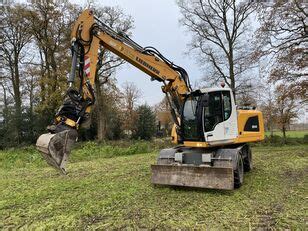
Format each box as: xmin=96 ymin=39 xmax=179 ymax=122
xmin=23 ymin=66 xmax=40 ymax=140
xmin=259 ymin=81 xmax=299 ymax=141
xmin=121 ymin=81 xmax=142 ymax=136
xmin=178 ymin=0 xmax=256 ymax=94
xmin=274 ymin=84 xmax=298 ymax=143
xmin=236 ymin=84 xmax=257 ymax=107
xmin=93 ymin=77 xmax=123 ymax=141
xmin=255 ymin=0 xmax=308 ymax=99
xmin=93 ymin=5 xmax=134 ymax=141
xmin=259 ymin=85 xmax=277 ymax=137
xmin=26 ymin=1 xmax=80 ymax=115
xmin=0 ymin=4 xmax=32 ymax=143
xmin=154 ymin=96 xmax=170 ymax=113
xmin=154 ymin=97 xmax=173 ymax=136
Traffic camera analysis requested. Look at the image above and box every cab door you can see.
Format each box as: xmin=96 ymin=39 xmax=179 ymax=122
xmin=203 ymin=90 xmax=238 ymax=145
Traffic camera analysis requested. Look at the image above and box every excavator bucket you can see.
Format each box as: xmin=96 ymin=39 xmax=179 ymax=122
xmin=151 ymin=164 xmax=234 ymax=190
xmin=36 ymin=130 xmax=78 ymax=174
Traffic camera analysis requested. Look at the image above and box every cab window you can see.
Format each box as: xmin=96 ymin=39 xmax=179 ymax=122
xmin=204 ymin=91 xmax=232 ymax=132
xmin=222 ymin=91 xmax=232 ymax=120
xmin=204 ymin=92 xmax=223 ymax=132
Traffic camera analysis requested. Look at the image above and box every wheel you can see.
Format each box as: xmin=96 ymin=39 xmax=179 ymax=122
xmin=234 ymin=152 xmax=244 ymax=188
xmin=243 ymin=145 xmax=253 ymax=172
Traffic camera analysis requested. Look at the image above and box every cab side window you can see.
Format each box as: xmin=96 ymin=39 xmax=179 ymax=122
xmin=222 ymin=91 xmax=232 ymax=120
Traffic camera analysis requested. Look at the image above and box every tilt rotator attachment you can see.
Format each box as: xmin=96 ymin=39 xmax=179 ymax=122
xmin=36 ymin=87 xmax=94 ymax=174
xmin=36 ymin=36 xmax=96 ymax=173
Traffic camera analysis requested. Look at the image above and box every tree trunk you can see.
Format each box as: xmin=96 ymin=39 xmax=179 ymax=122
xmin=39 ymin=50 xmax=46 ymax=102
xmin=228 ymin=48 xmax=236 ymax=100
xmin=270 ymin=127 xmax=274 ymax=138
xmin=28 ymin=76 xmax=35 ymax=141
xmin=270 ymin=116 xmax=274 ymax=137
xmin=13 ymin=58 xmax=22 ymax=144
xmin=50 ymin=52 xmax=59 ymax=111
xmin=282 ymin=125 xmax=286 ymax=144
xmin=0 ymin=84 xmax=8 ymax=122
xmin=95 ymin=77 xmax=107 ymax=141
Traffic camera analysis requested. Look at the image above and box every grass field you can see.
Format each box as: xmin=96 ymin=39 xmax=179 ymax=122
xmin=0 ymin=142 xmax=307 ymax=229
xmin=265 ymin=130 xmax=308 ymax=138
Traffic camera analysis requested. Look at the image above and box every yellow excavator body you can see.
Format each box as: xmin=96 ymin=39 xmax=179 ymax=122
xmin=36 ymin=10 xmax=264 ymax=189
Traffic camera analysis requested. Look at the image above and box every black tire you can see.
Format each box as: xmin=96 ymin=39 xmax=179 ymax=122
xmin=243 ymin=145 xmax=253 ymax=172
xmin=234 ymin=152 xmax=244 ymax=189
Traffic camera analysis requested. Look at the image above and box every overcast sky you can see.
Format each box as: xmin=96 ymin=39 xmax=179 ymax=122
xmin=76 ymin=0 xmax=203 ymax=105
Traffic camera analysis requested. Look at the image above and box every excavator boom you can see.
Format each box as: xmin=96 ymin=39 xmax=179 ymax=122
xmin=36 ymin=10 xmax=191 ymax=173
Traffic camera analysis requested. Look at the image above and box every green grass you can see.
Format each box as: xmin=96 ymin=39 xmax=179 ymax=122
xmin=265 ymin=130 xmax=308 ymax=138
xmin=0 ymin=142 xmax=307 ymax=229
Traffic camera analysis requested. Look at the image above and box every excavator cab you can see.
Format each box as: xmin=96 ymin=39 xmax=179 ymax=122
xmin=181 ymin=88 xmax=238 ymax=145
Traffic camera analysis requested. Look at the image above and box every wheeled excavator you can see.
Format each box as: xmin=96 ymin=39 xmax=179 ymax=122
xmin=36 ymin=10 xmax=264 ymax=190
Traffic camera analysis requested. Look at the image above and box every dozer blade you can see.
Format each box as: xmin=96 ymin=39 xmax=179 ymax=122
xmin=151 ymin=164 xmax=234 ymax=190
xmin=36 ymin=129 xmax=78 ymax=174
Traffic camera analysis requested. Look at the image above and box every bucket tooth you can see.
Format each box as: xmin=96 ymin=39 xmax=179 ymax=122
xmin=151 ymin=164 xmax=234 ymax=190
xmin=36 ymin=129 xmax=78 ymax=174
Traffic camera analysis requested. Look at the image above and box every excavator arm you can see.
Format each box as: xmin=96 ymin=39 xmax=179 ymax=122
xmin=36 ymin=10 xmax=191 ymax=173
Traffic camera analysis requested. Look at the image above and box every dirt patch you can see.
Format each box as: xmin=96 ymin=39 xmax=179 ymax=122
xmin=254 ymin=203 xmax=284 ymax=229
xmin=81 ymin=215 xmax=109 ymax=227
xmin=281 ymin=167 xmax=307 ymax=183
xmin=296 ymin=151 xmax=308 ymax=157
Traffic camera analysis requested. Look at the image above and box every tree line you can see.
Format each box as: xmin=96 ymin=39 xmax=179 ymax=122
xmin=0 ymin=0 xmax=307 ymax=148
xmin=0 ymin=1 xmax=157 ymax=148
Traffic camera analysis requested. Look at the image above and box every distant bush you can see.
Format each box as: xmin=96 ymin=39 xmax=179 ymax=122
xmin=0 ymin=146 xmax=44 ymax=169
xmin=303 ymin=135 xmax=308 ymax=143
xmin=70 ymin=139 xmax=171 ymax=163
xmin=0 ymin=139 xmax=173 ymax=169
